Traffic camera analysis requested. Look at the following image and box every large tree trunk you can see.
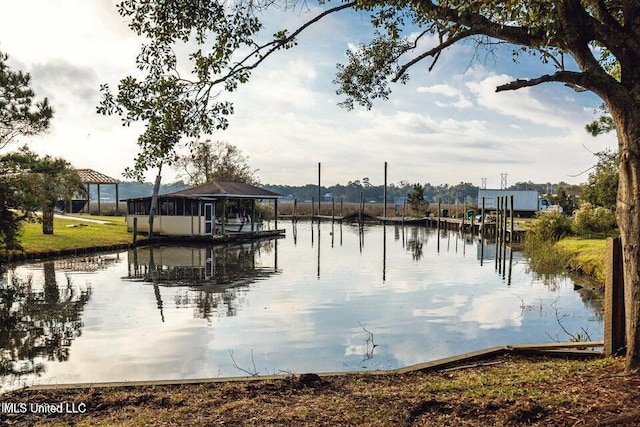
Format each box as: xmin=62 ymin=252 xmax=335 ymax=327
xmin=613 ymin=106 xmax=640 ymax=371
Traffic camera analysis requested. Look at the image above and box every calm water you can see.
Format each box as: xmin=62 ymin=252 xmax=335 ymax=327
xmin=0 ymin=222 xmax=603 ymax=391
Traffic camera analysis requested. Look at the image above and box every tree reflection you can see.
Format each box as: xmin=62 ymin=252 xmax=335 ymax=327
xmin=0 ymin=262 xmax=91 ymax=387
xmin=405 ymin=227 xmax=426 ymax=261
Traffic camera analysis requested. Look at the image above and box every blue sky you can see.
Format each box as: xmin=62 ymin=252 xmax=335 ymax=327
xmin=0 ymin=1 xmax=617 ymax=187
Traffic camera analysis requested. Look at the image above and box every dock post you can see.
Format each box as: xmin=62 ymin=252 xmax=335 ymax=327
xmin=383 ymin=161 xmax=388 ymax=218
xmin=311 ymin=197 xmax=315 ymax=224
xmin=332 ymin=197 xmax=335 ymax=222
xmin=510 ymin=195 xmax=514 ymax=242
xmin=503 ymin=195 xmax=508 ymax=244
xmin=605 ymin=237 xmax=625 ymax=355
xmin=436 ymin=198 xmax=441 ymax=252
xmin=293 ymin=198 xmax=297 ymax=223
xmin=461 ymin=203 xmax=466 ymax=231
xmin=318 ymin=162 xmax=321 ymax=217
xmin=481 ymin=197 xmax=485 ymax=234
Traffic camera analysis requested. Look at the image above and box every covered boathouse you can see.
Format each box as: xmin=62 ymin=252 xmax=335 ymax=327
xmin=124 ymin=181 xmax=282 ymax=237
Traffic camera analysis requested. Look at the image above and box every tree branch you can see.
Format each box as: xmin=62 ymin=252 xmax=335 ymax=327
xmin=495 ymin=71 xmax=588 ymax=92
xmin=210 ymin=2 xmax=356 ymax=87
xmin=392 ymin=28 xmax=479 ymax=83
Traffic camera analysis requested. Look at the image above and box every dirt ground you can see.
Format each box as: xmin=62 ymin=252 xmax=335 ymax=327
xmin=2 ymin=353 xmax=640 ymax=426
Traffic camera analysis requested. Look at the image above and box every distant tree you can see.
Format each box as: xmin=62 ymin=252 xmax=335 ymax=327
xmin=581 ymin=150 xmax=619 ymax=212
xmin=407 ymin=183 xmax=427 ymax=215
xmin=176 ymin=140 xmax=258 ymax=185
xmin=0 ymin=51 xmax=53 ymax=149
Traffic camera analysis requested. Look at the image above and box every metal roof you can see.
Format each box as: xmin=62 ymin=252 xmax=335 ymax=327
xmin=76 ymin=169 xmax=121 ymax=184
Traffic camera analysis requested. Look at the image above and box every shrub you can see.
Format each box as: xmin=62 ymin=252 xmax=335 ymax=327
xmin=572 ymin=203 xmax=618 ymax=238
xmin=523 ymin=212 xmax=573 ymax=279
xmin=528 ymin=211 xmax=574 ymax=241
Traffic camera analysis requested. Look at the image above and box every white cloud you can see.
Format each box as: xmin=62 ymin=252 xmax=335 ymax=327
xmin=417 ymin=84 xmax=473 ymax=109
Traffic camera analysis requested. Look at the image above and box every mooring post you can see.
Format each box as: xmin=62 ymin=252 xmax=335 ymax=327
xmin=311 ymin=197 xmax=315 ymax=224
xmin=383 ymin=161 xmax=388 ymax=218
xmin=318 ymin=162 xmax=321 ymax=217
xmin=332 ymin=197 xmax=335 ymax=223
xmin=481 ymin=197 xmax=485 ymax=233
xmin=293 ymin=198 xmax=297 ymax=222
xmin=510 ymin=195 xmax=515 ymax=242
xmin=605 ymin=237 xmax=625 ymax=355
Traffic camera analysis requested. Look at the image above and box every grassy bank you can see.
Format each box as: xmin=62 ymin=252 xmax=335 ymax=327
xmin=4 ymin=354 xmax=636 ymax=426
xmin=555 ymin=238 xmax=607 ymax=285
xmin=5 ymin=215 xmax=131 ymax=257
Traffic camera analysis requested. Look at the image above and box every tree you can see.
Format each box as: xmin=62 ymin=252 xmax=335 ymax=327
xmin=1 ymin=147 xmax=83 ymax=236
xmin=407 ymin=183 xmax=427 ymax=215
xmin=176 ymin=140 xmax=258 ymax=185
xmin=581 ymin=150 xmax=619 ymax=212
xmin=0 ymin=51 xmax=54 ymax=248
xmin=107 ymin=1 xmax=640 ymax=370
xmin=0 ymin=50 xmax=53 ymax=149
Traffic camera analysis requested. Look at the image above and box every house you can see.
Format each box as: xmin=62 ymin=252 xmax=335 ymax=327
xmin=124 ymin=181 xmax=282 ymax=237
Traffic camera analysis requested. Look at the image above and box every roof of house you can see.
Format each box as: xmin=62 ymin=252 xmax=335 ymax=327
xmin=76 ymin=169 xmax=121 ymax=184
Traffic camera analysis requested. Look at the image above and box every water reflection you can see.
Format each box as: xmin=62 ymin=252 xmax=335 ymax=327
xmin=125 ymin=240 xmax=280 ymax=321
xmin=0 ymin=223 xmax=605 ymax=391
xmin=0 ymin=257 xmax=105 ymax=390
xmin=126 ymin=240 xmax=279 ymax=286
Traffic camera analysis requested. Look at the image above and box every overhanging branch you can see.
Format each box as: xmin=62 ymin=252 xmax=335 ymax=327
xmin=495 ymin=71 xmax=588 ymax=92
xmin=211 ymin=1 xmax=357 ymax=87
xmin=392 ymin=28 xmax=479 ymax=83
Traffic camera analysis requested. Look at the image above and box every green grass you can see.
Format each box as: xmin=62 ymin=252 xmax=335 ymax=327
xmin=15 ymin=214 xmax=131 ymax=254
xmin=555 ymin=237 xmax=607 ymax=284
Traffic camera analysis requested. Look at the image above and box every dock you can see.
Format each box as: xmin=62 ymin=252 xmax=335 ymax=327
xmin=279 ymin=213 xmax=525 ymax=242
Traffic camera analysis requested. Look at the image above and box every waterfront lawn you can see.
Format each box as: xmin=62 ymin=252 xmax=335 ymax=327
xmin=17 ymin=215 xmax=131 ymax=254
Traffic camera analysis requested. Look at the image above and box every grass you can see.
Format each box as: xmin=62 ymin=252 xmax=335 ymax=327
xmin=3 ymin=354 xmax=631 ymax=426
xmin=555 ymin=237 xmax=607 ymax=284
xmin=14 ymin=214 xmax=131 ymax=254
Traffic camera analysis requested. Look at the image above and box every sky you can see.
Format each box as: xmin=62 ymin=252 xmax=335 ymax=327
xmin=0 ymin=1 xmax=618 ymax=188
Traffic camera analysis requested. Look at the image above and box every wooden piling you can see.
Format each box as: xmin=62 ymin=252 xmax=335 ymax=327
xmin=384 ymin=161 xmax=388 ymax=218
xmin=293 ymin=198 xmax=297 ymax=222
xmin=318 ymin=162 xmax=321 ymax=217
xmin=332 ymin=197 xmax=335 ymax=222
xmin=510 ymin=195 xmax=514 ymax=242
xmin=605 ymin=237 xmax=625 ymax=355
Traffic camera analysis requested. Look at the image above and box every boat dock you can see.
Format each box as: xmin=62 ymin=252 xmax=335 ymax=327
xmin=279 ymin=214 xmax=525 ymax=242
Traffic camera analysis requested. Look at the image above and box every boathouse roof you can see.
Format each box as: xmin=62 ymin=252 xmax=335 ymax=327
xmin=76 ymin=168 xmax=121 ymax=184
xmin=173 ymin=181 xmax=281 ymax=199
xmin=127 ymin=181 xmax=281 ymax=201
